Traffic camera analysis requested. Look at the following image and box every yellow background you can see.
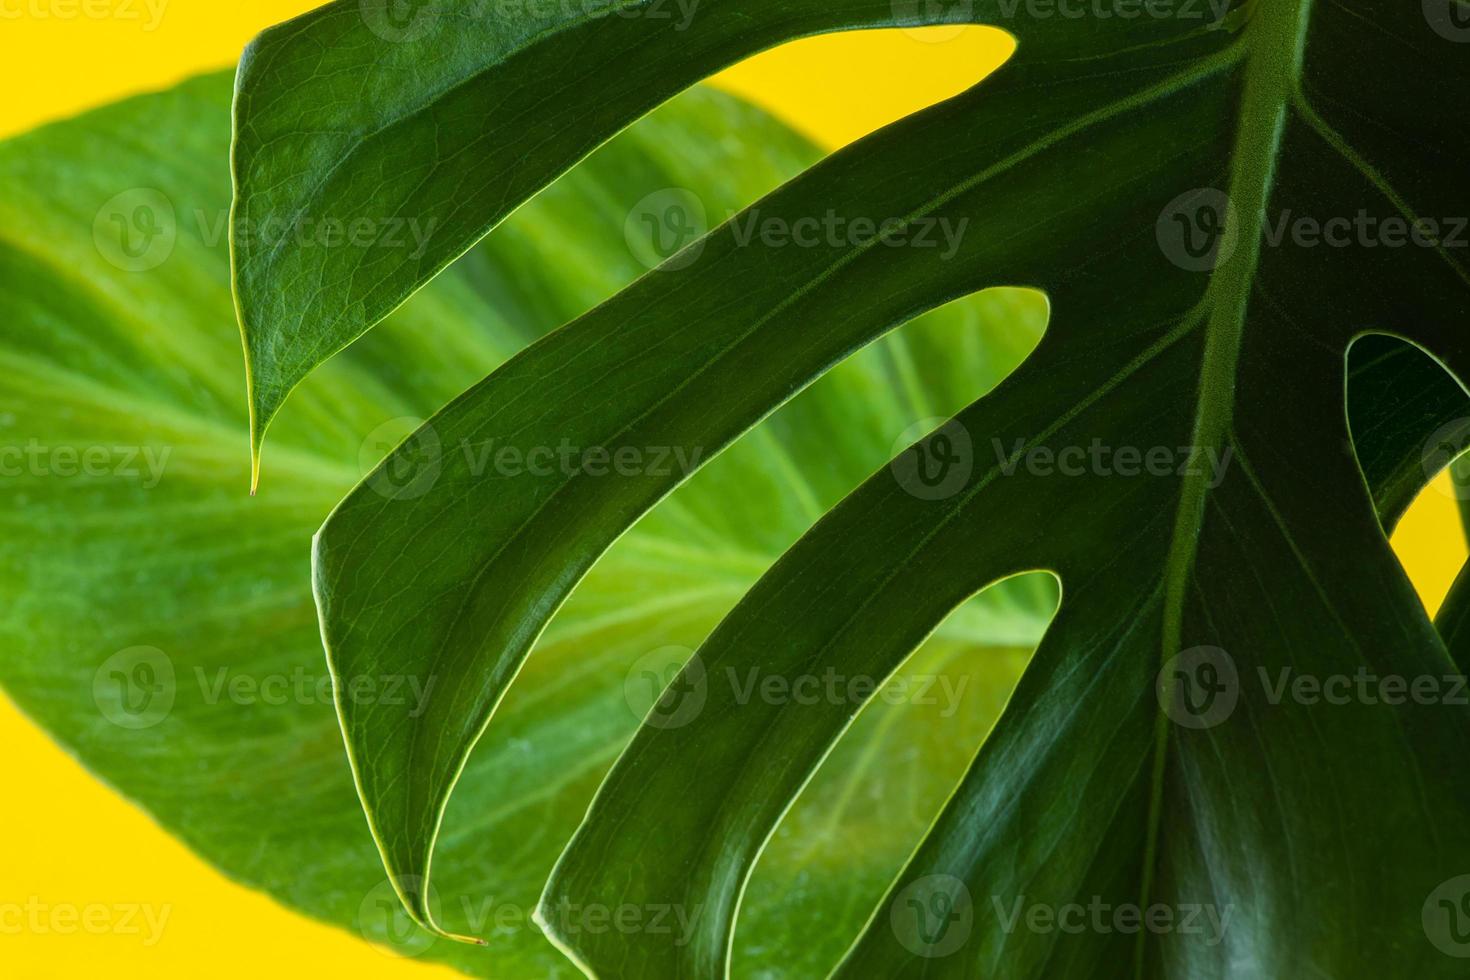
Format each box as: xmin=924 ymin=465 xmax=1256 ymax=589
xmin=0 ymin=5 xmax=1462 ymax=976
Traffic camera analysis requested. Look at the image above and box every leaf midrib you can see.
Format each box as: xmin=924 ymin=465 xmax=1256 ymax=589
xmin=1139 ymin=0 xmax=1317 ymax=973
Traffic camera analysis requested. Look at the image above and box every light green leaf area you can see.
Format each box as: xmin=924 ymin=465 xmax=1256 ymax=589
xmin=0 ymin=72 xmax=1053 ymax=975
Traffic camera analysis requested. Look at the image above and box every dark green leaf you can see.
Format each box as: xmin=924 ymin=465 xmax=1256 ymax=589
xmin=0 ymin=71 xmax=1060 ymax=974
xmin=231 ymin=0 xmax=992 ymax=477
xmin=298 ymin=1 xmax=1470 ymax=975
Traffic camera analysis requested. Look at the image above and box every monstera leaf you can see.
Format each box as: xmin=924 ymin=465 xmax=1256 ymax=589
xmin=229 ymin=0 xmax=1004 ymax=470
xmin=231 ymin=0 xmax=1470 ymax=976
xmin=0 ymin=71 xmax=1078 ymax=976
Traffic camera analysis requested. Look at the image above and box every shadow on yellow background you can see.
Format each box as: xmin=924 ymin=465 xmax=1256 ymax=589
xmin=0 ymin=4 xmax=1462 ymax=976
